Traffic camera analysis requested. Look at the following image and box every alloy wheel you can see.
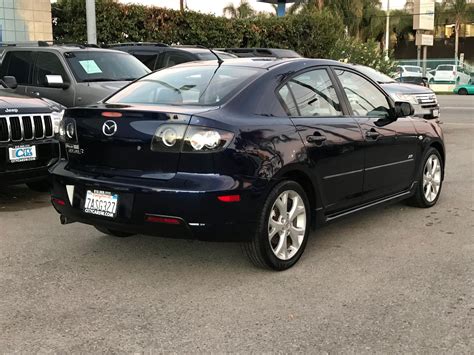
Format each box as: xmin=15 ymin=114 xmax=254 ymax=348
xmin=268 ymin=190 xmax=307 ymax=260
xmin=423 ymin=154 xmax=442 ymax=203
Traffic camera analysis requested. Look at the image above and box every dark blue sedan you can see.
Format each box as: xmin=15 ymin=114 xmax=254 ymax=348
xmin=50 ymin=58 xmax=445 ymax=270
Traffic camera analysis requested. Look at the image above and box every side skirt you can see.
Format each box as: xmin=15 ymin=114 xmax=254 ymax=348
xmin=323 ymin=183 xmax=417 ymax=223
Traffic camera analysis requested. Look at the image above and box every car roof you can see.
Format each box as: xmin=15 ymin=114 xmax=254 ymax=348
xmin=174 ymin=57 xmax=344 ymax=70
xmin=2 ymin=45 xmax=127 ymax=55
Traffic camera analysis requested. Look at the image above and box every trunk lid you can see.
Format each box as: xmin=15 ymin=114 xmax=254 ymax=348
xmin=65 ymin=104 xmax=217 ymax=180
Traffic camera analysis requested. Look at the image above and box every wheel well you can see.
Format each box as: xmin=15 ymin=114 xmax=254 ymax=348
xmin=430 ymin=142 xmax=445 ymax=164
xmin=281 ymin=170 xmax=317 ymax=215
xmin=429 ymin=142 xmax=445 ymax=179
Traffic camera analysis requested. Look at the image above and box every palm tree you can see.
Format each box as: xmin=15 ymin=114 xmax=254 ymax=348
xmin=445 ymin=0 xmax=468 ymax=62
xmin=223 ymin=0 xmax=256 ymax=19
xmin=179 ymin=0 xmax=184 ymax=12
xmin=287 ymin=0 xmax=324 ymax=14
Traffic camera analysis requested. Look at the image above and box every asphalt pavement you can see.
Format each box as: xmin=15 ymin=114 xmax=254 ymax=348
xmin=0 ymin=95 xmax=473 ymax=352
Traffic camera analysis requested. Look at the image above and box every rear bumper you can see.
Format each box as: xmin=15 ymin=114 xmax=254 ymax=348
xmin=50 ymin=161 xmax=266 ymax=241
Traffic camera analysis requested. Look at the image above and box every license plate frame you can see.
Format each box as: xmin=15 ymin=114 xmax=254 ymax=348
xmin=8 ymin=145 xmax=37 ymax=163
xmin=83 ymin=190 xmax=119 ymax=218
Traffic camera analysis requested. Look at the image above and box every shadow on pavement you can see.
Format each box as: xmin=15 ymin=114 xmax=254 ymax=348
xmin=0 ymin=184 xmax=51 ymax=212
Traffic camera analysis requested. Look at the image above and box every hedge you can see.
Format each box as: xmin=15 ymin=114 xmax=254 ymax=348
xmin=52 ymin=0 xmax=345 ymax=58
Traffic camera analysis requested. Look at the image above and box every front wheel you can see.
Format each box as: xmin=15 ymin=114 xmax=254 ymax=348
xmin=242 ymin=180 xmax=310 ymax=270
xmin=95 ymin=226 xmax=135 ymax=238
xmin=407 ymin=147 xmax=443 ymax=208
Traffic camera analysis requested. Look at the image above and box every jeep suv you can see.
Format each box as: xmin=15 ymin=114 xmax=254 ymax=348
xmin=0 ymin=76 xmax=62 ymax=191
xmin=108 ymin=43 xmax=237 ymax=71
xmin=0 ymin=43 xmax=150 ymax=107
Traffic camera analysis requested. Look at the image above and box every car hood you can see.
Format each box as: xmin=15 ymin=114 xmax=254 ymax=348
xmin=0 ymin=88 xmax=63 ymax=114
xmin=380 ymin=82 xmax=433 ymax=95
xmin=76 ymin=81 xmax=132 ymax=105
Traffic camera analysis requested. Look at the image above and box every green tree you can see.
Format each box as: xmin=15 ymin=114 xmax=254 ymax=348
xmin=444 ymin=0 xmax=468 ymax=61
xmin=223 ymin=0 xmax=256 ymax=19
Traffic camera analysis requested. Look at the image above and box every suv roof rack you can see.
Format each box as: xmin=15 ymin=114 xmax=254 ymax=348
xmin=107 ymin=42 xmax=169 ymax=48
xmin=0 ymin=41 xmax=100 ymax=49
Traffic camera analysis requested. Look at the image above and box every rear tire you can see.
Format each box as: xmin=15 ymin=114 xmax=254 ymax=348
xmin=407 ymin=147 xmax=443 ymax=208
xmin=458 ymin=88 xmax=468 ymax=95
xmin=26 ymin=179 xmax=51 ymax=192
xmin=242 ymin=180 xmax=310 ymax=271
xmin=95 ymin=226 xmax=135 ymax=238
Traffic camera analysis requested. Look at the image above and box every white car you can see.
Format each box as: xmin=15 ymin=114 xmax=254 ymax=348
xmin=433 ymin=65 xmax=471 ymax=84
xmin=395 ymin=65 xmax=423 ymax=78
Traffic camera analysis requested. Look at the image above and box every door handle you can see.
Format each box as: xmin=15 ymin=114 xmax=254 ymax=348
xmin=306 ymin=133 xmax=327 ymax=144
xmin=365 ymin=129 xmax=380 ymax=139
xmin=30 ymin=91 xmax=41 ymax=97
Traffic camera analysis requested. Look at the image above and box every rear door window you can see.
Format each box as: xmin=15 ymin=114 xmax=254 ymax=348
xmin=162 ymin=51 xmax=193 ymax=68
xmin=132 ymin=51 xmax=158 ymax=70
xmin=278 ymin=68 xmax=342 ymax=117
xmin=0 ymin=51 xmax=34 ymax=85
xmin=32 ymin=52 xmax=69 ymax=87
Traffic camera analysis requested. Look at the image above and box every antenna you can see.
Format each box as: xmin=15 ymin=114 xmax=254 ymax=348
xmin=204 ymin=46 xmax=224 ymax=65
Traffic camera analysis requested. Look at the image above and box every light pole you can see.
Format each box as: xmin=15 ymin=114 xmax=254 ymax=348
xmin=384 ymin=0 xmax=390 ymax=60
xmin=86 ymin=0 xmax=97 ymax=45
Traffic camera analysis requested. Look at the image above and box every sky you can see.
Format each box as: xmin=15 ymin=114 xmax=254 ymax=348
xmin=117 ymin=0 xmax=408 ymax=15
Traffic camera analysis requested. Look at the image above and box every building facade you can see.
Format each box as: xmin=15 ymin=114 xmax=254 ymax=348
xmin=0 ymin=0 xmax=52 ymax=42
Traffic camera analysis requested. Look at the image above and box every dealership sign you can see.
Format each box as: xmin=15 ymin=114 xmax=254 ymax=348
xmin=415 ymin=33 xmax=434 ymax=46
xmin=413 ymin=0 xmax=435 ymax=31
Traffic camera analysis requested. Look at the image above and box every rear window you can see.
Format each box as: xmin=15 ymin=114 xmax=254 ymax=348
xmin=405 ymin=66 xmax=422 ymax=73
xmin=106 ymin=65 xmax=262 ymax=106
xmin=437 ymin=65 xmax=454 ymax=71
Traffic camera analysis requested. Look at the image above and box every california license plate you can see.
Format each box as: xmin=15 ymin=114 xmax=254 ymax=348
xmin=84 ymin=190 xmax=119 ymax=218
xmin=8 ymin=145 xmax=37 ymax=163
xmin=432 ymin=109 xmax=439 ymax=117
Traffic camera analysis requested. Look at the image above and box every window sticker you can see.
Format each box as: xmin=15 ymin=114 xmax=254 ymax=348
xmin=79 ymin=60 xmax=102 ymax=74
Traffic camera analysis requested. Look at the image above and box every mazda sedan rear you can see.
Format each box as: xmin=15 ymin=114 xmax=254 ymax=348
xmin=50 ymin=58 xmax=445 ymax=270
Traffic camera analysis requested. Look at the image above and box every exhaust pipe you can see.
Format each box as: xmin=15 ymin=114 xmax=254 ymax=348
xmin=60 ymin=215 xmax=75 ymax=225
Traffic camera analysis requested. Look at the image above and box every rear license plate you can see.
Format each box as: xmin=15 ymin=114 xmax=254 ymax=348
xmin=8 ymin=145 xmax=37 ymax=163
xmin=84 ymin=190 xmax=119 ymax=218
xmin=432 ymin=109 xmax=439 ymax=117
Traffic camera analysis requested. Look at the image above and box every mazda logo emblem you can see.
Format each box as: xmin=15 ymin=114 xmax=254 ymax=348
xmin=102 ymin=120 xmax=117 ymax=137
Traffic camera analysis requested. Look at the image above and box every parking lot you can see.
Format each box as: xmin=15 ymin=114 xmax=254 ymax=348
xmin=0 ymin=95 xmax=472 ymax=352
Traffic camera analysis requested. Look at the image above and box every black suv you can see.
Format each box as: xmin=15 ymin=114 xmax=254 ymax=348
xmin=108 ymin=43 xmax=237 ymax=71
xmin=0 ymin=42 xmax=150 ymax=108
xmin=216 ymin=48 xmax=301 ymax=58
xmin=0 ymin=76 xmax=62 ymax=191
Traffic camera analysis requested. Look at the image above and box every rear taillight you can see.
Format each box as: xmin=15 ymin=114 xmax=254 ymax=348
xmin=151 ymin=124 xmax=234 ymax=153
xmin=58 ymin=117 xmax=77 ymax=143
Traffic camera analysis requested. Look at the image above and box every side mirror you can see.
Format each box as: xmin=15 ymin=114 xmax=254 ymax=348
xmin=45 ymin=75 xmax=70 ymax=89
xmin=2 ymin=76 xmax=17 ymax=89
xmin=394 ymin=101 xmax=414 ymax=118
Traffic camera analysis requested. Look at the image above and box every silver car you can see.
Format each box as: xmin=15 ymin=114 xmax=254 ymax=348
xmin=355 ymin=65 xmax=439 ymax=119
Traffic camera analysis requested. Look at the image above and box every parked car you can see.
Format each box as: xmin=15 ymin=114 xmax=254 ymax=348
xmin=0 ymin=75 xmax=62 ymax=191
xmin=355 ymin=65 xmax=440 ymax=119
xmin=453 ymin=79 xmax=474 ymax=95
xmin=217 ymin=48 xmax=301 ymax=58
xmin=395 ymin=76 xmax=429 ymax=87
xmin=50 ymin=58 xmax=445 ymax=270
xmin=108 ymin=43 xmax=237 ymax=71
xmin=432 ymin=64 xmax=471 ymax=84
xmin=0 ymin=42 xmax=150 ymax=107
xmin=394 ymin=65 xmax=423 ymax=78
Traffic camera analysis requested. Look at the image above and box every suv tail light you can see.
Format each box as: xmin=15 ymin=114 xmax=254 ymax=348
xmin=151 ymin=124 xmax=234 ymax=153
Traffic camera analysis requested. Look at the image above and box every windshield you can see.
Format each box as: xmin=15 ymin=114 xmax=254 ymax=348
xmin=65 ymin=51 xmax=150 ymax=83
xmin=355 ymin=66 xmax=395 ymax=83
xmin=106 ymin=65 xmax=262 ymax=106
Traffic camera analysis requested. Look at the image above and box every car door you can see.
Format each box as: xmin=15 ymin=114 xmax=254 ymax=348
xmin=0 ymin=50 xmax=34 ymax=95
xmin=332 ymin=67 xmax=420 ymax=202
xmin=277 ymin=67 xmax=365 ymax=213
xmin=26 ymin=51 xmax=75 ymax=107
